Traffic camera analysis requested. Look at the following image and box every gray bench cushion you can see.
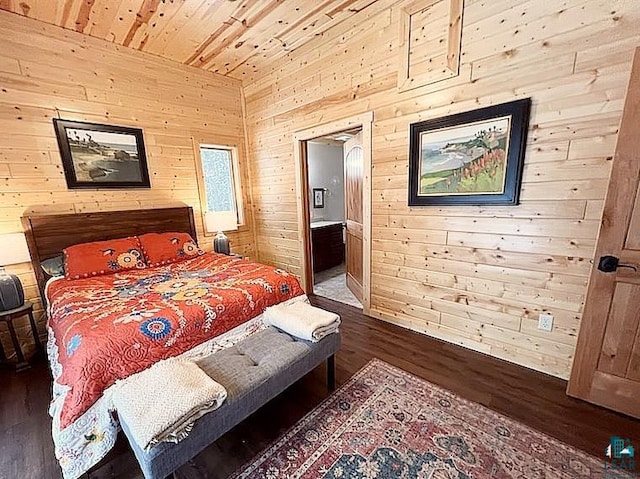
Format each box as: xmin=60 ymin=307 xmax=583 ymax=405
xmin=119 ymin=326 xmax=340 ymax=479
xmin=197 ymin=327 xmax=310 ymax=400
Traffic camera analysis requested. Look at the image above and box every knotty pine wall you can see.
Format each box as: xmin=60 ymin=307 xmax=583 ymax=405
xmin=0 ymin=12 xmax=254 ymax=353
xmin=243 ymin=0 xmax=640 ymax=378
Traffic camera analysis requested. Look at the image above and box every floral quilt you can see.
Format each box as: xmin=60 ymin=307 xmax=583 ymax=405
xmin=46 ymin=253 xmax=304 ymax=479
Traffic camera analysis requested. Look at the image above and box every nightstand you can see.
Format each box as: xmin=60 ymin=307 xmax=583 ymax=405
xmin=0 ymin=301 xmax=42 ymax=372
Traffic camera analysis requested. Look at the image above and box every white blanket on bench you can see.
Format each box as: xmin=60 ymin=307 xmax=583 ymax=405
xmin=264 ymin=301 xmax=340 ymax=342
xmin=112 ymin=357 xmax=227 ymax=451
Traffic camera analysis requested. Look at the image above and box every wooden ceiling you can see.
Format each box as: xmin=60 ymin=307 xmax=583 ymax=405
xmin=0 ymin=0 xmax=373 ymax=80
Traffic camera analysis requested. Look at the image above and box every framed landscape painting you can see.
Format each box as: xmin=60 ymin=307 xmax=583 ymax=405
xmin=408 ymin=98 xmax=531 ymax=206
xmin=53 ymin=119 xmax=151 ymax=189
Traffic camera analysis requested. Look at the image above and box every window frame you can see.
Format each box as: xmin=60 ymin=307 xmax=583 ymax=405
xmin=193 ymin=141 xmax=245 ymax=235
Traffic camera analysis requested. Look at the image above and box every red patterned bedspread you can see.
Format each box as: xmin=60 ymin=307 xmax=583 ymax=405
xmin=47 ymin=253 xmax=303 ymax=429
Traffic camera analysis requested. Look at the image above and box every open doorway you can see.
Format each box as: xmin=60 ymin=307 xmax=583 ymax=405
xmin=307 ymin=130 xmax=362 ymax=309
xmin=293 ymin=112 xmax=373 ymax=313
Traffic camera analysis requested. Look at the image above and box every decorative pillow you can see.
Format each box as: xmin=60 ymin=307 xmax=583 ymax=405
xmin=64 ymin=237 xmax=146 ymax=280
xmin=41 ymin=255 xmax=65 ymax=277
xmin=138 ymin=232 xmax=204 ymax=267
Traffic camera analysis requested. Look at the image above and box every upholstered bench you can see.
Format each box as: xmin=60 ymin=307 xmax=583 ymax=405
xmin=118 ymin=326 xmax=341 ymax=479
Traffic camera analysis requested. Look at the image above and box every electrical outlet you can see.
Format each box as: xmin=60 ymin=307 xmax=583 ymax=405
xmin=538 ymin=313 xmax=554 ymax=332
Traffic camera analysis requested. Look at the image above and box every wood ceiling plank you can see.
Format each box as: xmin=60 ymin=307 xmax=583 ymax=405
xmin=106 ymin=0 xmax=146 ymax=44
xmin=27 ymin=0 xmax=64 ymax=24
xmin=138 ymin=0 xmax=213 ymax=57
xmin=86 ymin=0 xmax=124 ymax=39
xmin=233 ymin=0 xmax=395 ymax=82
xmin=3 ymin=0 xmax=43 ymax=19
xmin=187 ymin=0 xmax=282 ymax=70
xmin=156 ymin=0 xmax=248 ymax=62
xmin=59 ymin=0 xmax=82 ymax=29
xmin=269 ymin=0 xmax=340 ymax=46
xmin=200 ymin=0 xmax=354 ymax=74
xmin=122 ymin=0 xmax=161 ymax=47
xmin=75 ymin=0 xmax=98 ymax=32
xmin=216 ymin=0 xmax=362 ymax=77
xmin=0 ymin=1 xmax=14 ymax=13
xmin=276 ymin=0 xmax=372 ymax=50
xmin=0 ymin=0 xmax=411 ymax=81
xmin=130 ymin=0 xmax=187 ymax=51
xmin=182 ymin=9 xmax=248 ymax=66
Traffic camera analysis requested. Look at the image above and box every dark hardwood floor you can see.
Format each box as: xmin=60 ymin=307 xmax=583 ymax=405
xmin=2 ymin=295 xmax=639 ymax=479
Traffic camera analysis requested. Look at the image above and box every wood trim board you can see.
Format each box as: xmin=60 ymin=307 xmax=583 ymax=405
xmin=397 ymin=0 xmax=463 ymax=92
xmin=293 ymin=112 xmax=374 ymax=313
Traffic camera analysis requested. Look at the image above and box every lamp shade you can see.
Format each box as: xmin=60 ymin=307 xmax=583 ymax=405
xmin=205 ymin=211 xmax=238 ymax=233
xmin=0 ymin=233 xmax=31 ymax=266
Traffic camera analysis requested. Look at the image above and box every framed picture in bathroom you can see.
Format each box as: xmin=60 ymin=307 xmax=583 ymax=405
xmin=313 ymin=188 xmax=325 ymax=208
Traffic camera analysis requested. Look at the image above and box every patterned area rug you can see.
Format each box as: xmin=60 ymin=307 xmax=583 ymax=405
xmin=231 ymin=359 xmax=618 ymax=479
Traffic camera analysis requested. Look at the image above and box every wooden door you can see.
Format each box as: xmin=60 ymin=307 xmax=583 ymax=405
xmin=567 ymin=47 xmax=640 ymax=418
xmin=344 ymin=131 xmax=364 ymax=304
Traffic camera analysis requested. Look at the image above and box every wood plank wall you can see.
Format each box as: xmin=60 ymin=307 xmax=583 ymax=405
xmin=243 ymin=0 xmax=640 ymax=379
xmin=0 ymin=11 xmax=255 ymax=355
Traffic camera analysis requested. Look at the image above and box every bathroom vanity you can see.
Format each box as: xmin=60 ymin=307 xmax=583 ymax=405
xmin=310 ymin=221 xmax=345 ymax=273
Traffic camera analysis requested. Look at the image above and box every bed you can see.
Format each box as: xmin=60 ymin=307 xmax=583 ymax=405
xmin=22 ymin=207 xmax=339 ymax=479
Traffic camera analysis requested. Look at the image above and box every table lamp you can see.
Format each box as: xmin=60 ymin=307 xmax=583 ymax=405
xmin=205 ymin=211 xmax=238 ymax=255
xmin=0 ymin=232 xmax=31 ymax=311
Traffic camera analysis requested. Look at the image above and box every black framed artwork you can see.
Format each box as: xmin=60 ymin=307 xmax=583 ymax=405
xmin=408 ymin=98 xmax=531 ymax=206
xmin=53 ymin=119 xmax=151 ymax=189
xmin=313 ymin=188 xmax=325 ymax=208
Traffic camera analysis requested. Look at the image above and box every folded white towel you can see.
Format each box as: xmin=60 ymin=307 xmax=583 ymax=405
xmin=112 ymin=357 xmax=227 ymax=450
xmin=263 ymin=301 xmax=340 ymax=342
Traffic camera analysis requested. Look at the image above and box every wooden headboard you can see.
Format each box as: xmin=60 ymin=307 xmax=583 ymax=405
xmin=21 ymin=207 xmax=197 ymax=302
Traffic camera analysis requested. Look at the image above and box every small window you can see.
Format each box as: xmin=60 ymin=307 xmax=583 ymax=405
xmin=196 ymin=144 xmax=244 ymax=231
